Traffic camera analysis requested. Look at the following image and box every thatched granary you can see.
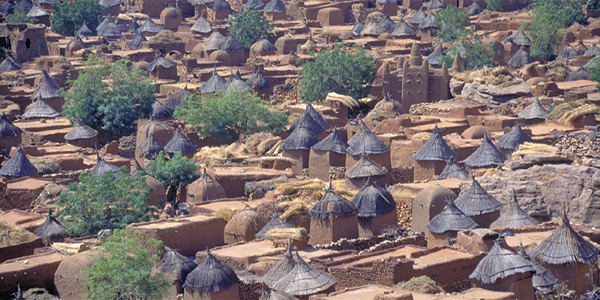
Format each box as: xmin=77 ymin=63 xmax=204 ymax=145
xmin=361 ymin=21 xmax=386 ymax=36
xmin=0 ymin=113 xmax=22 ymax=151
xmin=490 ymin=191 xmax=540 ymax=229
xmin=202 ymin=31 xmax=227 ymax=55
xmin=409 ymin=7 xmax=426 ymax=25
xmin=259 ymin=289 xmax=298 ymax=300
xmin=437 ymin=160 xmax=468 ymax=180
xmin=272 ymin=252 xmax=336 ymax=296
xmin=187 ymin=172 xmax=226 ymax=203
xmin=529 ymin=208 xmax=600 ymax=294
xmin=504 ymin=29 xmax=531 ymax=47
xmin=199 ymin=71 xmax=226 ymax=94
xmin=31 ymin=71 xmax=63 ymax=112
xmin=352 ymin=177 xmax=397 ymax=238
xmin=224 ymin=209 xmax=266 ymax=244
xmin=378 ymin=14 xmax=395 ymax=33
xmin=282 ymin=126 xmax=318 ymax=174
xmin=345 ymin=152 xmax=387 ymax=190
xmin=140 ymin=18 xmax=164 ymax=35
xmin=308 ymin=184 xmax=358 ymax=245
xmin=77 ymin=21 xmax=93 ymax=37
xmin=164 ymin=127 xmax=198 ymax=157
xmin=519 ymin=244 xmax=559 ymax=293
xmin=89 ymin=154 xmax=121 ymax=176
xmin=263 ymin=0 xmax=286 ymax=21
xmin=557 ymin=44 xmax=580 ymax=59
xmin=413 ymin=125 xmax=457 ymax=180
xmin=160 ymin=7 xmax=182 ymax=31
xmin=96 ymin=17 xmax=122 ymax=38
xmin=151 ymin=101 xmax=173 ymax=119
xmin=165 ymin=89 xmax=190 ymax=111
xmin=466 ymin=1 xmax=484 ymax=15
xmin=224 ymin=70 xmax=250 ymax=93
xmin=463 ymin=133 xmax=507 ymax=169
xmin=426 ymin=200 xmax=477 ymax=246
xmin=148 ymin=54 xmax=178 ymax=80
xmin=219 ymin=35 xmax=246 ymax=66
xmin=430 ymin=0 xmax=446 ymax=9
xmin=137 ymin=134 xmax=164 ymax=158
xmin=391 ymin=19 xmax=416 ymax=38
xmin=412 ymin=186 xmax=458 ymax=233
xmin=128 ymin=30 xmax=147 ymax=50
xmin=518 ymin=97 xmax=548 ymax=121
xmin=209 ymin=0 xmax=232 ymax=20
xmin=584 ymin=44 xmax=599 ymax=56
xmin=0 ymin=53 xmax=22 ymax=71
xmin=255 ymin=213 xmax=295 ymax=239
xmin=309 ymin=129 xmax=348 ymax=181
xmin=184 ymin=249 xmax=240 ymax=299
xmin=160 ymin=247 xmax=197 ymax=295
xmin=346 ymin=121 xmax=390 ymax=169
xmin=507 ymin=46 xmax=533 ymax=68
xmin=247 ymin=66 xmax=270 ymax=91
xmin=290 ymin=105 xmax=327 ymax=135
xmin=0 ymin=147 xmax=37 ymax=177
xmin=352 ymin=22 xmax=365 ymax=35
xmin=34 ymin=210 xmax=67 ymax=244
xmin=66 ymin=36 xmax=86 ymax=55
xmin=250 ymin=38 xmax=277 ymax=58
xmin=23 ymin=97 xmax=61 ymax=120
xmin=566 ymin=66 xmax=589 ymax=81
xmin=64 ymin=122 xmax=98 ymax=148
xmin=274 ymin=36 xmax=297 ymax=55
xmin=470 ymin=239 xmax=535 ymax=299
xmin=262 ymin=243 xmax=296 ymax=288
xmin=426 ymin=44 xmax=444 ymax=67
xmin=191 ymin=16 xmax=212 ymax=34
xmin=454 ymin=178 xmax=503 ymax=228
xmin=245 ymin=0 xmax=265 ymax=9
xmin=27 ymin=5 xmax=50 ymax=26
xmin=495 ymin=123 xmax=532 ymax=156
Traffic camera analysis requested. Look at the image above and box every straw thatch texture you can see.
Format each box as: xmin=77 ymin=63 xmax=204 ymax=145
xmin=309 ymin=185 xmax=357 ymax=220
xmin=438 ymin=160 xmax=468 ymax=180
xmin=0 ymin=220 xmax=38 ymax=246
xmin=418 ymin=14 xmax=436 ymax=29
xmin=413 ymin=126 xmax=456 ymax=161
xmin=32 ymin=71 xmax=61 ymax=100
xmin=23 ymin=98 xmax=60 ymax=119
xmin=27 ymin=5 xmax=48 ymax=17
xmin=566 ymin=67 xmax=589 ymax=81
xmin=519 ymin=245 xmax=559 ymax=292
xmin=282 ymin=127 xmax=318 ymax=150
xmin=89 ymin=155 xmax=121 ymax=176
xmin=557 ymin=45 xmax=579 ymax=58
xmin=77 ymin=21 xmax=93 ymax=36
xmin=140 ymin=18 xmax=164 ymax=34
xmin=463 ymin=134 xmax=507 ymax=168
xmin=259 ymin=290 xmax=298 ymax=300
xmin=345 ymin=153 xmax=386 ymax=179
xmin=0 ymin=53 xmax=22 ymax=71
xmin=264 ymin=0 xmax=285 ymax=12
xmin=148 ymin=56 xmax=176 ymax=72
xmin=304 ymin=104 xmax=327 ymax=129
xmin=346 ymin=121 xmax=389 ymax=156
xmin=290 ymin=113 xmax=324 ymax=137
xmin=496 ymin=124 xmax=533 ymax=151
xmin=160 ymin=247 xmax=197 ymax=282
xmin=151 ymin=101 xmax=174 ymax=119
xmin=361 ymin=22 xmax=386 ymax=36
xmin=219 ymin=35 xmax=245 ymax=52
xmin=490 ymin=191 xmax=540 ymax=229
xmin=96 ymin=17 xmax=122 ymax=37
xmin=430 ymin=0 xmax=446 ymax=9
xmin=184 ymin=249 xmax=239 ymax=294
xmin=252 ymin=38 xmax=277 ymax=53
xmin=164 ymin=127 xmax=198 ymax=154
xmin=426 ymin=45 xmax=444 ymax=67
xmin=165 ymin=89 xmax=190 ymax=111
xmin=64 ymin=122 xmax=98 ymax=141
xmin=0 ymin=147 xmax=38 ymax=177
xmin=138 ymin=134 xmax=164 ymax=157
xmin=378 ymin=15 xmax=395 ymax=33
xmin=426 ymin=201 xmax=478 ymax=233
xmin=34 ymin=210 xmax=67 ymax=244
xmin=409 ymin=8 xmax=426 ymax=25
xmin=352 ymin=178 xmax=396 ymax=217
xmin=0 ymin=113 xmax=22 ymax=138
xmin=247 ymin=67 xmax=270 ymax=90
xmin=507 ymin=46 xmax=533 ymax=68
xmin=311 ymin=130 xmax=347 ymax=154
xmin=128 ymin=30 xmax=147 ymax=50
xmin=262 ymin=244 xmax=296 ymax=288
xmin=203 ymin=31 xmax=226 ymax=51
xmin=199 ymin=72 xmax=226 ymax=94
xmin=272 ymin=252 xmax=336 ymax=296
xmin=455 ymin=178 xmax=503 ymax=216
xmin=469 ymin=240 xmax=535 ymax=284
xmin=391 ymin=20 xmax=416 ymax=37
xmin=211 ymin=0 xmax=231 ymax=12
xmin=584 ymin=44 xmax=599 ymax=56
xmin=191 ymin=16 xmax=212 ymax=34
xmin=245 ymin=0 xmax=265 ymax=9
xmin=518 ymin=98 xmax=548 ymax=120
xmin=256 ymin=214 xmax=295 ymax=239
xmin=504 ymin=29 xmax=530 ymax=46
xmin=466 ymin=1 xmax=483 ymax=15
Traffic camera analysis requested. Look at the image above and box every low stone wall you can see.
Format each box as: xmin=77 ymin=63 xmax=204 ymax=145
xmin=314 ymin=230 xmax=425 ymax=252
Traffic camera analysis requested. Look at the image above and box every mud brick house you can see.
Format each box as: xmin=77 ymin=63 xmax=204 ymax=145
xmin=0 ymin=24 xmax=49 ymax=62
xmin=352 ymin=178 xmax=397 ymax=238
xmin=426 ymin=200 xmax=477 ymax=247
xmin=308 ymin=185 xmax=358 ymax=246
xmin=454 ymin=178 xmax=503 ymax=228
xmin=412 ymin=125 xmax=457 ymax=181
xmin=309 ymin=129 xmax=348 ymax=181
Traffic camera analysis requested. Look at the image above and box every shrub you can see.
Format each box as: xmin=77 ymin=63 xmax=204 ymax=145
xmin=5 ymin=9 xmax=35 ymax=24
xmin=51 ymin=0 xmax=104 ymax=36
xmin=227 ymin=7 xmax=275 ymax=49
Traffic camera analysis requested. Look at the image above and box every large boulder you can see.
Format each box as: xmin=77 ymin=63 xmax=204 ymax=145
xmin=411 ymin=185 xmax=457 ymax=233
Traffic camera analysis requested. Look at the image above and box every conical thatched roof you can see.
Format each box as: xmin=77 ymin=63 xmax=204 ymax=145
xmin=247 ymin=67 xmax=270 ymax=90
xmin=409 ymin=7 xmax=426 ymax=25
xmin=34 ymin=210 xmax=67 ymax=243
xmin=32 ymin=71 xmax=61 ymax=100
xmin=151 ymin=101 xmax=174 ymax=119
xmin=463 ymin=133 xmax=507 ymax=168
xmin=255 ymin=213 xmax=295 ymax=239
xmin=518 ymin=97 xmax=548 ymax=120
xmin=128 ymin=30 xmax=147 ymax=50
xmin=245 ymin=0 xmax=265 ymax=9
xmin=0 ymin=53 xmax=22 ymax=72
xmin=490 ymin=191 xmax=540 ymax=229
xmin=455 ymin=178 xmax=503 ymax=216
xmin=140 ymin=18 xmax=164 ymax=34
xmin=529 ymin=208 xmax=599 ymax=265
xmin=77 ymin=21 xmax=93 ymax=36
xmin=165 ymin=89 xmax=190 ymax=111
xmin=148 ymin=55 xmax=177 ymax=72
xmin=138 ymin=133 xmax=163 ymax=157
xmin=566 ymin=66 xmax=589 ymax=81
xmin=89 ymin=154 xmax=121 ymax=176
xmin=311 ymin=130 xmax=347 ymax=154
xmin=219 ymin=35 xmax=244 ymax=52
xmin=199 ymin=72 xmax=226 ymax=94
xmin=289 ymin=113 xmax=323 ymax=136
xmin=262 ymin=243 xmax=296 ymax=288
xmin=96 ymin=17 xmax=122 ymax=37
xmin=346 ymin=152 xmax=386 ymax=179
xmin=282 ymin=126 xmax=318 ymax=150
xmin=507 ymin=46 xmax=533 ymax=68
xmin=264 ymin=0 xmax=285 ymax=13
xmin=27 ymin=5 xmax=48 ymax=17
xmin=418 ymin=14 xmax=436 ymax=29
xmin=65 ymin=122 xmax=98 ymax=141
xmin=466 ymin=1 xmax=483 ymax=15
xmin=346 ymin=121 xmax=389 ymax=156
xmin=413 ymin=125 xmax=456 ymax=161
xmin=259 ymin=290 xmax=299 ymax=300
xmin=378 ymin=15 xmax=395 ymax=33
xmin=203 ymin=31 xmax=226 ymax=51
xmin=352 ymin=22 xmax=365 ymax=35
xmin=305 ymin=104 xmax=328 ymax=129
xmin=426 ymin=200 xmax=478 ymax=233
xmin=469 ymin=240 xmax=535 ymax=284
xmin=0 ymin=147 xmax=38 ymax=177
xmin=184 ymin=249 xmax=239 ymax=294
xmin=310 ymin=184 xmax=357 ymax=220
xmin=352 ymin=178 xmax=396 ymax=217
xmin=211 ymin=0 xmax=231 ymax=12
xmin=252 ymin=38 xmax=277 ymax=53
xmin=164 ymin=127 xmax=198 ymax=154
xmin=438 ymin=160 xmax=468 ymax=180
xmin=430 ymin=0 xmax=446 ymax=9
xmin=23 ymin=98 xmax=60 ymax=119
xmin=391 ymin=20 xmax=416 ymax=37
xmin=426 ymin=44 xmax=444 ymax=67
xmin=575 ymin=39 xmax=587 ymax=54
xmin=361 ymin=21 xmax=386 ymax=36
xmin=160 ymin=247 xmax=197 ymax=282
xmin=504 ymin=29 xmax=530 ymax=47
xmin=519 ymin=244 xmax=559 ymax=292
xmin=557 ymin=45 xmax=579 ymax=58
xmin=191 ymin=16 xmax=212 ymax=34
xmin=584 ymin=44 xmax=599 ymax=56
xmin=0 ymin=113 xmax=22 ymax=138
xmin=272 ymin=252 xmax=336 ymax=296
xmin=496 ymin=124 xmax=532 ymax=151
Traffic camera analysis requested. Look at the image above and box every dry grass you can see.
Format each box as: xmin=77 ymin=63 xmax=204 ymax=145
xmin=264 ymin=227 xmax=308 ymax=241
xmin=558 ymin=104 xmax=600 ymax=124
xmin=213 ymin=208 xmax=234 ymax=222
xmin=0 ymin=221 xmax=38 ymax=246
xmin=148 ymin=31 xmax=183 ymax=44
xmin=325 ymin=92 xmax=360 ymax=107
xmin=454 ymin=66 xmax=520 ymax=87
xmin=548 ymin=100 xmax=586 ymax=120
xmin=36 ymin=183 xmax=67 ymax=205
xmin=195 ymin=144 xmax=250 ymax=165
xmin=395 ymin=276 xmax=445 ymax=294
xmin=511 ymin=142 xmax=558 ymax=159
xmin=31 ymin=159 xmax=61 ymax=175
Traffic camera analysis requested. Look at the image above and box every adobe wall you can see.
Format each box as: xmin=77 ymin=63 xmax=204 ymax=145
xmin=413 ymin=252 xmax=484 ymax=290
xmin=0 ymin=237 xmax=43 ymax=263
xmin=185 ymin=285 xmax=240 ymax=300
xmin=283 ymin=149 xmax=309 ymax=175
xmin=346 ymin=152 xmax=391 ymax=170
xmin=308 ymin=150 xmax=345 ymax=181
xmin=309 ymin=214 xmax=358 ymax=246
xmin=67 ymin=137 xmax=98 ymax=149
xmin=414 ymin=160 xmax=446 ymax=181
xmin=426 ymin=231 xmax=456 ymax=248
xmin=329 ymin=258 xmax=415 ymax=289
xmin=0 ymin=252 xmax=65 ymax=296
xmin=0 ymin=24 xmax=49 ymax=62
xmin=0 ymin=136 xmax=21 ymax=152
xmin=152 ymin=65 xmax=178 ymax=81
xmin=471 ymin=211 xmax=500 ymax=228
xmin=135 ymin=0 xmax=175 ymax=17
xmin=358 ymin=210 xmax=397 ymax=238
xmin=541 ymin=261 xmax=598 ymax=295
xmin=474 ymin=273 xmax=534 ymax=300
xmin=2 ymin=184 xmax=46 ymax=210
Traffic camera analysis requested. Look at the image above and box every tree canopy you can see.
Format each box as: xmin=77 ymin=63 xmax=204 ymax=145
xmin=228 ymin=7 xmax=275 ymax=49
xmin=299 ymin=45 xmax=376 ymax=102
xmin=5 ymin=9 xmax=35 ymax=24
xmin=84 ymin=230 xmax=171 ymax=300
xmin=51 ymin=0 xmax=104 ymax=36
xmin=55 ymin=168 xmax=158 ymax=237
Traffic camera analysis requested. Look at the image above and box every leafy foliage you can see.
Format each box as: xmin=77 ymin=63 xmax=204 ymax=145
xmin=485 ymin=0 xmax=507 ymax=11
xmin=299 ymin=45 xmax=376 ymax=102
xmin=228 ymin=7 xmax=275 ymax=49
xmin=435 ymin=6 xmax=497 ymax=70
xmin=175 ymin=90 xmax=287 ymax=140
xmin=526 ymin=0 xmax=569 ymax=59
xmin=5 ymin=9 xmax=35 ymax=24
xmin=56 ymin=169 xmax=157 ymax=237
xmin=84 ymin=230 xmax=172 ymax=300
xmin=589 ymin=0 xmax=600 ymax=14
xmin=50 ymin=0 xmax=104 ymax=36
xmin=62 ymin=55 xmax=155 ymax=138
xmin=587 ymin=57 xmax=600 ymax=89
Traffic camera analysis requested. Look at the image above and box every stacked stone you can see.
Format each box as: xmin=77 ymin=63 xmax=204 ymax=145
xmin=556 ymin=133 xmax=600 ymax=158
xmin=314 ymin=230 xmax=424 ymax=251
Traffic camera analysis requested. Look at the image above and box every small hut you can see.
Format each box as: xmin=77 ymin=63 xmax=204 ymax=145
xmin=584 ymin=44 xmax=599 ymax=56
xmin=164 ymin=127 xmax=198 ymax=158
xmin=361 ymin=21 xmax=386 ymax=36
xmin=64 ymin=122 xmax=98 ymax=148
xmin=191 ymin=16 xmax=212 ymax=35
xmin=22 ymin=98 xmax=61 ymax=120
xmin=454 ymin=178 xmax=503 ymax=228
xmin=202 ymin=31 xmax=227 ymax=56
xmin=557 ymin=45 xmax=580 ymax=59
xmin=466 ymin=1 xmax=483 ymax=15
xmin=199 ymin=71 xmax=226 ymax=94
xmin=137 ymin=134 xmax=164 ymax=159
xmin=426 ymin=44 xmax=444 ymax=67
xmin=183 ymin=249 xmax=240 ymax=300
xmin=137 ymin=117 xmax=174 ymax=150
xmin=490 ymin=191 xmax=539 ymax=229
xmin=391 ymin=19 xmax=416 ymax=38
xmin=430 ymin=0 xmax=446 ymax=9
xmin=89 ymin=154 xmax=122 ymax=176
xmin=495 ymin=124 xmax=533 ymax=156
xmin=224 ymin=209 xmax=266 ymax=244
xmin=575 ymin=39 xmax=588 ymax=55
xmin=224 ymin=70 xmax=250 ymax=93
xmin=504 ymin=29 xmax=531 ymax=47
xmin=255 ymin=213 xmax=295 ymax=239
xmin=346 ymin=121 xmax=390 ymax=169
xmin=148 ymin=54 xmax=178 ymax=81
xmin=247 ymin=66 xmax=271 ymax=92
xmin=463 ymin=133 xmax=507 ymax=169
xmin=250 ymin=38 xmax=277 ymax=58
xmin=308 ymin=184 xmax=358 ymax=245
xmin=409 ymin=7 xmax=426 ymax=25
xmin=0 ymin=113 xmax=22 ymax=151
xmin=128 ymin=30 xmax=147 ymax=50
xmin=345 ymin=152 xmax=387 ymax=190
xmin=274 ymin=36 xmax=297 ymax=55
xmin=519 ymin=244 xmax=559 ymax=293
xmin=437 ymin=160 xmax=468 ymax=180
xmin=309 ymin=129 xmax=348 ymax=181
xmin=272 ymin=252 xmax=336 ymax=296
xmin=469 ymin=239 xmax=535 ymax=299
xmin=352 ymin=177 xmax=397 ymax=238
xmin=426 ymin=200 xmax=477 ymax=246
xmin=140 ymin=18 xmax=164 ymax=36
xmin=65 ymin=36 xmax=86 ymax=57
xmin=0 ymin=53 xmax=22 ymax=72
xmin=352 ymin=22 xmax=365 ymax=35
xmin=34 ymin=210 xmax=67 ymax=244
xmin=412 ymin=125 xmax=457 ymax=180
xmin=566 ymin=67 xmax=589 ymax=81
xmin=219 ymin=35 xmax=246 ymax=66
xmin=187 ymin=171 xmax=226 ymax=203
xmin=27 ymin=5 xmax=50 ymax=26
xmin=417 ymin=14 xmax=436 ymax=42
xmin=96 ymin=17 xmax=122 ymax=38
xmin=76 ymin=21 xmax=93 ymax=37
xmin=300 ymin=37 xmax=317 ymax=54
xmin=262 ymin=243 xmax=296 ymax=288
xmin=282 ymin=126 xmax=319 ymax=175
xmin=529 ymin=208 xmax=600 ymax=294
xmin=31 ymin=71 xmax=63 ymax=112
xmin=98 ymin=0 xmax=120 ymax=15
xmin=0 ymin=147 xmax=38 ymax=177
xmin=161 ymin=7 xmax=182 ymax=31
xmin=165 ymin=89 xmax=190 ymax=111
xmin=160 ymin=247 xmax=197 ymax=295
xmin=245 ymin=0 xmax=265 ymax=9
xmin=507 ymin=46 xmax=533 ymax=69
xmin=263 ymin=0 xmax=286 ymax=21
xmin=209 ymin=0 xmax=232 ymax=20
xmin=289 ymin=110 xmax=324 ymax=138
xmin=518 ymin=97 xmax=548 ymax=121
xmin=151 ymin=101 xmax=174 ymax=119
xmin=376 ymin=0 xmax=397 ymax=16
xmin=378 ymin=14 xmax=396 ymax=34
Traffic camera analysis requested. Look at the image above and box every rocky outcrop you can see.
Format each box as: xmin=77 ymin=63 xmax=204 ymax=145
xmin=450 ymin=78 xmax=531 ymax=106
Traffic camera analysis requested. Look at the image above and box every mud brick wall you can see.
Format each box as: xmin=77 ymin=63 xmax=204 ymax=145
xmin=329 ymin=259 xmax=414 ymax=289
xmin=413 ymin=253 xmax=484 ymax=289
xmin=315 ymin=232 xmax=425 ymax=252
xmin=0 ymin=237 xmax=43 ymax=263
xmin=239 ymin=281 xmax=263 ymax=300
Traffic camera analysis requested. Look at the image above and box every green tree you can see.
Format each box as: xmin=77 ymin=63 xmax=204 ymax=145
xmin=228 ymin=7 xmax=275 ymax=49
xmin=84 ymin=229 xmax=171 ymax=300
xmin=588 ymin=0 xmax=600 ymax=14
xmin=5 ymin=9 xmax=35 ymax=24
xmin=55 ymin=168 xmax=157 ymax=237
xmin=62 ymin=55 xmax=155 ymax=139
xmin=175 ymin=90 xmax=287 ymax=140
xmin=146 ymin=152 xmax=200 ymax=217
xmin=299 ymin=45 xmax=376 ymax=102
xmin=51 ymin=0 xmax=104 ymax=36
